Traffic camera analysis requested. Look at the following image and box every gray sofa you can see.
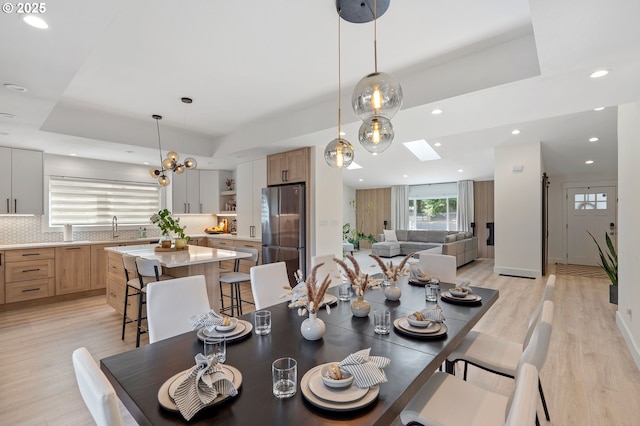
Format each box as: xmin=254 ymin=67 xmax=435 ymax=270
xmin=372 ymin=229 xmax=478 ymax=267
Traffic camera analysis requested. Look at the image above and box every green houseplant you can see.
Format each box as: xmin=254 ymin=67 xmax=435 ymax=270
xmin=151 ymin=209 xmax=190 ymax=248
xmin=588 ymin=231 xmax=617 ymax=304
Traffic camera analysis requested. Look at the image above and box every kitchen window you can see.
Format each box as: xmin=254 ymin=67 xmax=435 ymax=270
xmin=48 ymin=176 xmax=161 ymax=227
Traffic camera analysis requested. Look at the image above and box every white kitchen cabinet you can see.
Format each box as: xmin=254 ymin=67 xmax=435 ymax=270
xmin=0 ymin=147 xmax=43 ymax=215
xmin=200 ymin=170 xmax=233 ymax=213
xmin=172 ymin=170 xmax=200 ymax=214
xmin=236 ymin=159 xmax=266 ymax=238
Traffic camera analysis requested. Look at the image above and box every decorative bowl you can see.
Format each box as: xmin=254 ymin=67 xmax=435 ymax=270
xmin=407 ymin=313 xmax=434 ymax=328
xmin=215 ymin=317 xmax=238 ymax=332
xmin=449 ymin=287 xmax=469 ymax=298
xmin=320 ymin=364 xmax=354 ymax=389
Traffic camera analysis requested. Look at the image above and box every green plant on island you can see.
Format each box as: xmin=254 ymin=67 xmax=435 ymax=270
xmin=588 ymin=231 xmax=617 ymax=286
xmin=150 ymin=208 xmax=190 ymax=243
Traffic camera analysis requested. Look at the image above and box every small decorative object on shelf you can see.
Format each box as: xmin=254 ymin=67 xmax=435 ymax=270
xmin=150 ymin=209 xmax=190 ymax=248
xmin=370 ymin=253 xmax=414 ymax=301
xmin=334 ymin=255 xmax=381 ymax=317
xmin=225 ymin=178 xmax=234 ymax=191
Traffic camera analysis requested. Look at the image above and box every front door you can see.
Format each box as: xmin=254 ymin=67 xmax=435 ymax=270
xmin=566 ymin=186 xmax=616 ymax=265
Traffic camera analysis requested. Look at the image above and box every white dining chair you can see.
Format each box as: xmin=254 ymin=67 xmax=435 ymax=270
xmin=311 ymin=254 xmax=342 ymax=288
xmin=249 ymin=262 xmax=289 ymax=310
xmin=417 ymin=253 xmax=457 ymax=283
xmin=72 ymin=347 xmax=124 ymax=426
xmin=219 ymin=247 xmax=259 ymax=316
xmin=447 ymin=275 xmax=556 ymax=421
xmin=146 ymin=275 xmax=211 ymax=343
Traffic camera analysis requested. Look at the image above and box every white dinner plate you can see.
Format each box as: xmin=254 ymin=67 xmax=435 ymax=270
xmin=397 ymin=318 xmax=442 ymax=334
xmin=301 ymin=365 xmax=379 ymax=412
xmin=393 ymin=318 xmax=448 ymax=339
xmin=196 ymin=320 xmax=253 ymax=342
xmin=307 ymin=364 xmax=369 ymax=403
xmin=157 ymin=365 xmax=242 ymax=412
xmin=440 ymin=291 xmax=482 ymax=303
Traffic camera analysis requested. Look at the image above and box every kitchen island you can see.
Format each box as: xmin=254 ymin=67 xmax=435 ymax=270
xmin=104 ymin=244 xmax=251 ymax=312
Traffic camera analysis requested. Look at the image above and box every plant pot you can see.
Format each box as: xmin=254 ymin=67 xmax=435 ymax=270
xmin=160 ymin=235 xmax=172 ymax=248
xmin=384 ymin=281 xmax=402 ymax=301
xmin=351 ymin=295 xmax=370 ymax=317
xmin=174 ymin=238 xmax=188 ymax=249
xmin=610 ymin=284 xmax=618 ymax=305
xmin=300 ymin=313 xmax=325 ymax=341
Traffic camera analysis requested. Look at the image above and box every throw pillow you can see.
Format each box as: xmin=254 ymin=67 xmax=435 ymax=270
xmin=445 ymin=235 xmax=457 ymax=243
xmin=383 ymin=229 xmax=398 ymax=242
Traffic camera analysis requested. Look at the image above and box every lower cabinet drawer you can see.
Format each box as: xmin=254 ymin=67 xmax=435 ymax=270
xmin=6 ymin=278 xmax=54 ymax=303
xmin=5 ymin=259 xmax=54 ymax=282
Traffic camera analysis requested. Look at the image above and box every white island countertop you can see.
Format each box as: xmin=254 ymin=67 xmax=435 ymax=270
xmin=104 ymin=244 xmax=251 ymax=267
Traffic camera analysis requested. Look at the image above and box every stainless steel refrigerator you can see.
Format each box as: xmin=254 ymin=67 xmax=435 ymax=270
xmin=261 ymin=184 xmax=305 ymax=287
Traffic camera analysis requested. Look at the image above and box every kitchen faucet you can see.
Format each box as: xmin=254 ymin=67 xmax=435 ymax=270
xmin=112 ymin=216 xmax=119 ymax=238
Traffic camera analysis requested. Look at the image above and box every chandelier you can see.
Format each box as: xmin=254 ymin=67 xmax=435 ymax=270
xmin=149 ymin=114 xmax=197 ymax=187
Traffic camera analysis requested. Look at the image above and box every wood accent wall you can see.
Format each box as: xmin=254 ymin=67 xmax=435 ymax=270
xmin=355 ymin=188 xmax=391 ymax=250
xmin=474 ymin=180 xmax=495 ymax=259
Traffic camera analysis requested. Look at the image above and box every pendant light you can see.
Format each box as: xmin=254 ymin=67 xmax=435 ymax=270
xmin=350 ymin=0 xmax=402 ymax=154
xmin=325 ymin=8 xmax=355 ymax=168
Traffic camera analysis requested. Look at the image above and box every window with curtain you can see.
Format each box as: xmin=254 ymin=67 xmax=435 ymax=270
xmin=48 ymin=176 xmax=161 ymax=227
xmin=407 ymin=183 xmax=457 ymax=231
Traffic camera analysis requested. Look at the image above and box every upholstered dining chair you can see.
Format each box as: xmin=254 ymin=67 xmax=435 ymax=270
xmin=72 ymin=347 xmax=124 ymax=426
xmin=447 ymin=275 xmax=556 ymax=422
xmin=146 ymin=275 xmax=211 ymax=343
xmin=311 ymin=254 xmax=342 ymax=288
xmin=249 ymin=261 xmax=289 ymax=310
xmin=219 ymin=247 xmax=259 ymax=316
xmin=417 ymin=253 xmax=457 ymax=283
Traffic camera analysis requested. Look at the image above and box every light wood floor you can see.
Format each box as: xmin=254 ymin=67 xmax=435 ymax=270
xmin=1 ymin=259 xmax=639 ymax=425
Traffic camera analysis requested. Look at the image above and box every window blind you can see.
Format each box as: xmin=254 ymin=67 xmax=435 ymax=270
xmin=49 ymin=176 xmax=161 ymax=226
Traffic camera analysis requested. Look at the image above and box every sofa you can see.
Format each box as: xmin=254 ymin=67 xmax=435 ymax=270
xmin=371 ymin=229 xmax=478 ymax=267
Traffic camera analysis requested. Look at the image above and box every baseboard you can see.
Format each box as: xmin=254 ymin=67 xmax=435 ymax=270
xmin=493 ymin=266 xmax=541 ymax=278
xmin=616 ymin=312 xmax=640 ymax=370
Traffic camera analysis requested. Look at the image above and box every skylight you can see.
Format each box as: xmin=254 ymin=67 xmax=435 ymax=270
xmin=347 ymin=162 xmax=362 ymax=170
xmin=402 ymin=140 xmax=442 ymax=162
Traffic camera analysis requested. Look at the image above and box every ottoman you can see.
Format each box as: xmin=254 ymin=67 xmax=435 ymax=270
xmin=371 ymin=242 xmax=401 ymax=257
xmin=342 ymin=242 xmax=354 ymax=256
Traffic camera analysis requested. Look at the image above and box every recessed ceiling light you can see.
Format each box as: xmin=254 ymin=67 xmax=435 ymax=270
xmin=434 ymin=142 xmax=441 ymax=147
xmin=594 ymin=106 xmax=605 ymax=111
xmin=23 ymin=14 xmax=48 ymax=29
xmin=4 ymin=83 xmax=28 ymax=92
xmin=347 ymin=162 xmax=362 ymax=170
xmin=585 ymin=160 xmax=594 ymax=164
xmin=0 ymin=113 xmax=16 ymax=119
xmin=511 ymin=129 xmax=520 ymax=135
xmin=431 ymin=108 xmax=443 ymax=115
xmin=402 ymin=174 xmax=408 ymax=178
xmin=589 ymin=137 xmax=599 ymax=142
xmin=359 ymin=178 xmax=363 ymax=182
xmin=590 ymin=69 xmax=609 ymax=78
xmin=372 ymin=153 xmax=378 ymax=156
xmin=69 ymin=153 xmax=77 ymax=156
xmin=338 ymin=131 xmax=346 ymax=136
xmin=458 ymin=169 xmax=464 ymax=173
xmin=402 ymin=139 xmax=442 ymax=162
xmin=143 ymin=162 xmax=150 ymax=165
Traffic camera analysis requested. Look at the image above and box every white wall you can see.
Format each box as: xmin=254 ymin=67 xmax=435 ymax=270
xmin=343 ymin=184 xmax=356 ymax=230
xmin=310 ymin=147 xmax=343 ymax=260
xmin=494 ymin=142 xmax=542 ymax=278
xmin=616 ymin=102 xmax=640 ymax=369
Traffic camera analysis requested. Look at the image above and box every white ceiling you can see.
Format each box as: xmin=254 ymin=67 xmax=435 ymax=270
xmin=1 ymin=0 xmax=639 ymax=189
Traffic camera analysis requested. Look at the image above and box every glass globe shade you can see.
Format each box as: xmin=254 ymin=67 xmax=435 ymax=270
xmin=166 ymin=151 xmax=179 ymax=161
xmin=175 ymin=165 xmax=185 ymax=174
xmin=149 ymin=167 xmax=161 ymax=178
xmin=352 ymin=72 xmax=403 ymax=121
xmin=184 ymin=157 xmax=197 ymax=169
xmin=324 ymin=138 xmax=354 ymax=168
xmin=162 ymin=157 xmax=175 ymax=170
xmin=158 ymin=174 xmax=170 ymax=187
xmin=359 ymin=116 xmax=394 ymax=154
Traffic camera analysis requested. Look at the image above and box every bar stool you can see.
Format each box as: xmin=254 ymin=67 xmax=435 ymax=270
xmin=219 ymin=247 xmax=259 ymax=316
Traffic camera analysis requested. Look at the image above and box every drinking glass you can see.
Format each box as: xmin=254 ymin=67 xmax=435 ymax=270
xmin=338 ymin=283 xmax=351 ymax=301
xmin=255 ymin=310 xmax=272 ymax=335
xmin=374 ymin=310 xmax=391 ymax=334
xmin=272 ymin=357 xmax=297 ymax=398
xmin=425 ymin=279 xmax=440 ymax=302
xmin=203 ymin=337 xmax=226 ymax=363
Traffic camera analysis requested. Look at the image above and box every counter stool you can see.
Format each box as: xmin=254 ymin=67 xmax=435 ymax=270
xmin=219 ymin=247 xmax=259 ymax=316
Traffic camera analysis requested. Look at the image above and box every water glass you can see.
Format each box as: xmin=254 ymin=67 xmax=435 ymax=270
xmin=272 ymin=357 xmax=297 ymax=398
xmin=425 ymin=281 xmax=439 ymax=302
xmin=203 ymin=337 xmax=226 ymax=363
xmin=374 ymin=309 xmax=391 ymax=335
xmin=255 ymin=310 xmax=272 ymax=335
xmin=338 ymin=283 xmax=351 ymax=301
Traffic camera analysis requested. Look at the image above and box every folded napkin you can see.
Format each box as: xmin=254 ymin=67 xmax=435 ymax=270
xmin=410 ymin=266 xmax=430 ymax=281
xmin=190 ymin=310 xmax=224 ymax=332
xmin=173 ymin=354 xmax=238 ymax=421
xmin=456 ymin=279 xmax=473 ymax=293
xmin=416 ymin=305 xmax=445 ymax=322
xmin=339 ymin=348 xmax=390 ymax=388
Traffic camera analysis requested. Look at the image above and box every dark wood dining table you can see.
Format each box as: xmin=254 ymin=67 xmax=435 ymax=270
xmin=100 ymin=280 xmax=498 ymax=425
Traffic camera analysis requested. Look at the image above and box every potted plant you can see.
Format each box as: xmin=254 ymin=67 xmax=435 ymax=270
xmin=588 ymin=231 xmax=618 ymax=304
xmin=150 ymin=209 xmax=190 ymax=248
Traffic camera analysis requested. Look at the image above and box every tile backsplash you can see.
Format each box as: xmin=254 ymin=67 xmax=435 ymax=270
xmin=0 ymin=215 xmax=218 ymax=245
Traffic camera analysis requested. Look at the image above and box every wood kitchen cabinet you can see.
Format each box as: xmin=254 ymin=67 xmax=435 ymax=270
xmin=0 ymin=146 xmax=44 ymax=214
xmin=106 ymin=251 xmax=129 ymax=317
xmin=91 ymin=242 xmax=136 ymax=290
xmin=172 ymin=170 xmax=200 ymax=213
xmin=200 ymin=170 xmax=233 ymax=213
xmin=0 ymin=251 xmax=4 ymax=304
xmin=55 ymin=245 xmax=91 ymax=295
xmin=266 ymin=147 xmax=309 ymax=186
xmin=207 ymin=237 xmax=261 ymax=273
xmin=4 ymin=248 xmax=55 ymax=303
xmin=236 ymin=158 xmax=266 ymax=238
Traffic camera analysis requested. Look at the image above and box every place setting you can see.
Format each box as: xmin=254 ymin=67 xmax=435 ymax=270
xmin=190 ymin=309 xmax=253 ymax=342
xmin=393 ymin=305 xmax=448 ymax=339
xmin=300 ymin=348 xmax=389 ymax=412
xmin=408 ymin=265 xmax=433 ymax=286
xmin=440 ymin=282 xmax=482 ymax=305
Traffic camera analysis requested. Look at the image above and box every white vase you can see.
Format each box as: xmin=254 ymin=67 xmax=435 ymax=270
xmin=384 ymin=281 xmax=402 ymax=301
xmin=300 ymin=312 xmax=325 ymax=341
xmin=351 ymin=295 xmax=371 ymax=317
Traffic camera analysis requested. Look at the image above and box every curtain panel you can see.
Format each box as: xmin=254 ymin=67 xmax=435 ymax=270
xmin=391 ymin=185 xmax=408 ymax=230
xmin=456 ymin=180 xmax=474 ymax=232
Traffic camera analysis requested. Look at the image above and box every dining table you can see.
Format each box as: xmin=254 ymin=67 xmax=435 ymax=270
xmin=100 ymin=279 xmax=498 ymax=425
xmin=104 ymin=244 xmax=252 ymax=312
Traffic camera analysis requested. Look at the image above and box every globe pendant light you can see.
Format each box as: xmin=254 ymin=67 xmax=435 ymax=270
xmin=358 ymin=115 xmax=394 ymax=154
xmin=325 ymin=8 xmax=354 ymax=168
